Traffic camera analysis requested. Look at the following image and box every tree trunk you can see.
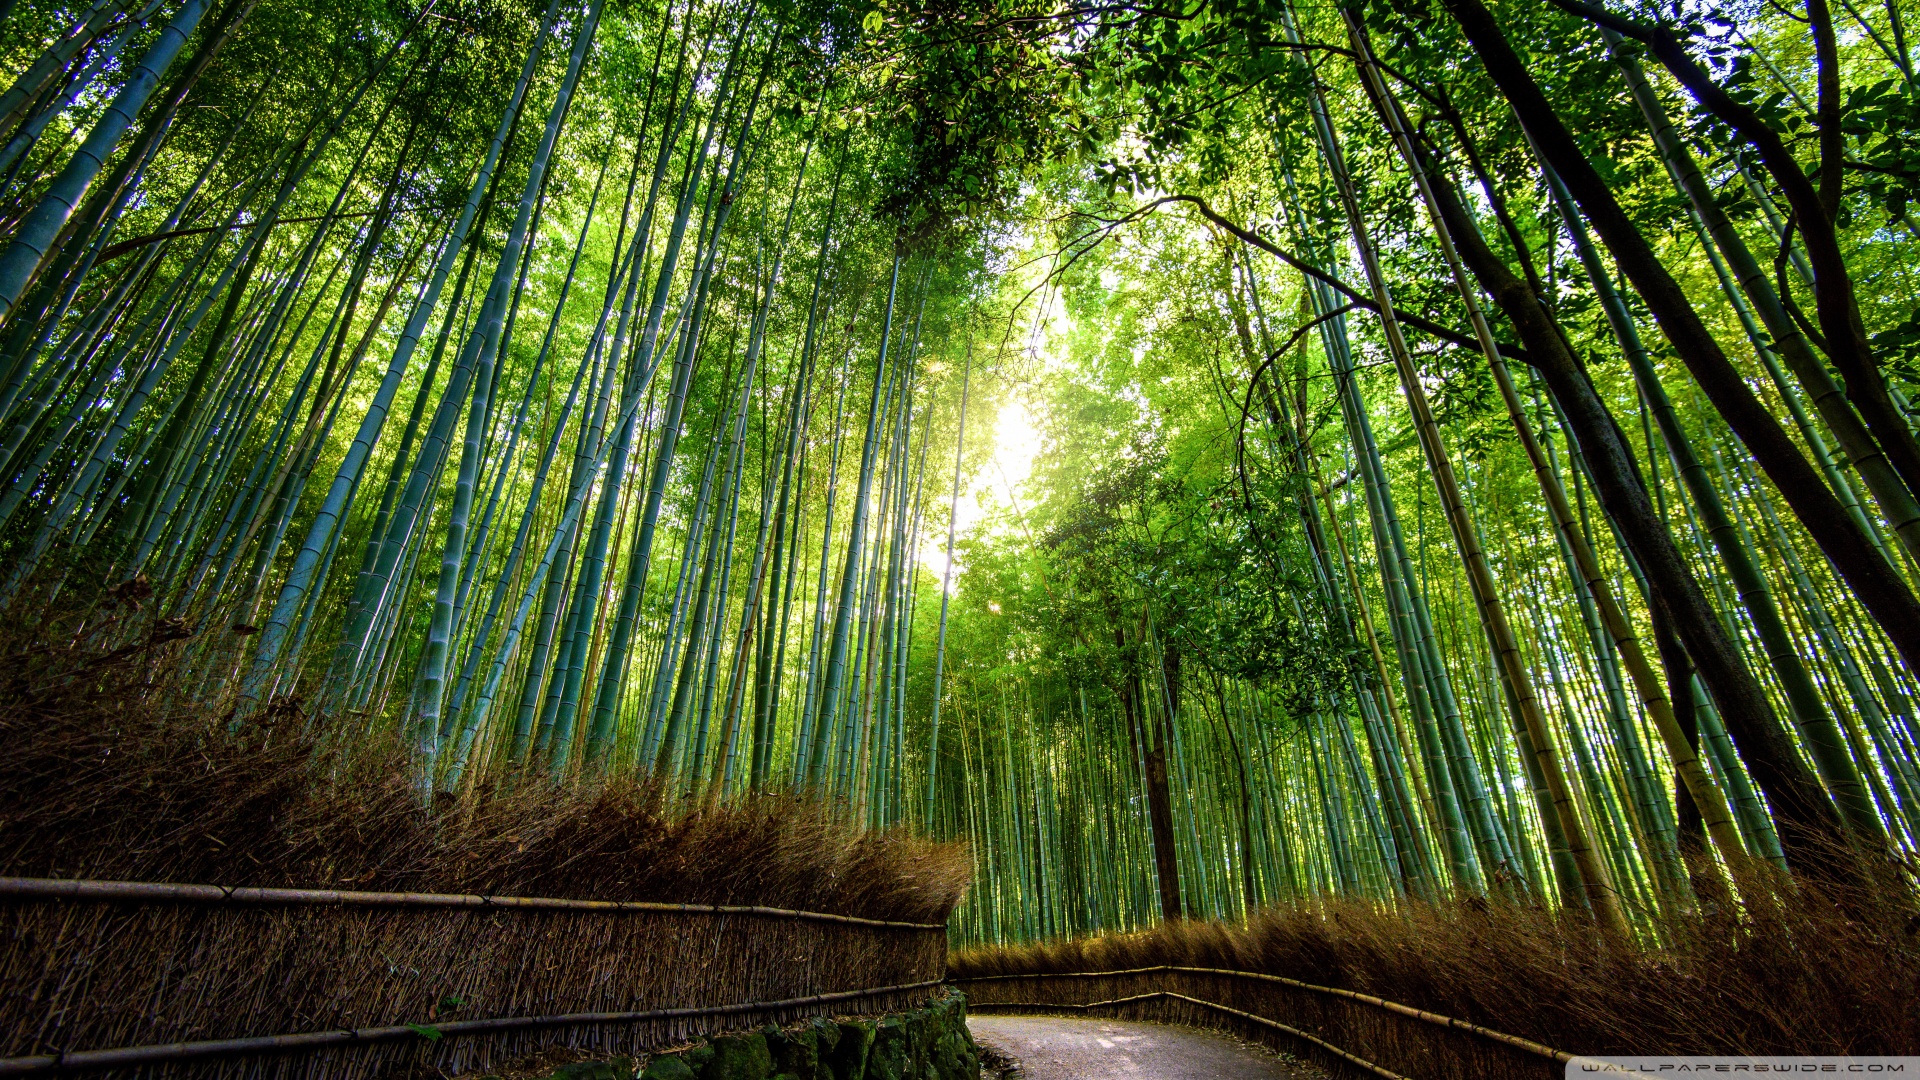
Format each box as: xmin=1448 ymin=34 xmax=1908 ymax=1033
xmin=1114 ymin=619 xmax=1181 ymax=922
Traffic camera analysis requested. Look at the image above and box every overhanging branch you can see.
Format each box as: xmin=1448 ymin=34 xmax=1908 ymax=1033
xmin=1153 ymin=194 xmax=1532 ymax=365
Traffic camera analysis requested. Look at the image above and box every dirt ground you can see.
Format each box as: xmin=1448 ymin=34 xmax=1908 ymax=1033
xmin=967 ymin=1015 xmax=1332 ymax=1079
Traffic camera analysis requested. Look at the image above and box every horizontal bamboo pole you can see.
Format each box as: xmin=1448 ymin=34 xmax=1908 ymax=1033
xmin=0 ymin=979 xmax=947 ymax=1075
xmin=0 ymin=875 xmax=945 ymax=929
xmin=969 ymin=992 xmax=1406 ymax=1079
xmin=956 ymin=964 xmax=1571 ymax=1064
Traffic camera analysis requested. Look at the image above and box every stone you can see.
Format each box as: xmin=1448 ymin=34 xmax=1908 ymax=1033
xmin=826 ymin=1019 xmax=873 ymax=1080
xmin=773 ymin=1022 xmax=821 ymax=1080
xmin=865 ymin=1018 xmax=910 ymax=1080
xmin=904 ymin=1011 xmax=930 ymax=1067
xmin=705 ymin=1033 xmax=774 ymax=1080
xmin=526 ymin=988 xmax=968 ymax=1080
xmin=930 ymin=1029 xmax=978 ymax=1080
xmin=810 ymin=1016 xmax=841 ymax=1055
xmin=639 ymin=1055 xmax=696 ymax=1080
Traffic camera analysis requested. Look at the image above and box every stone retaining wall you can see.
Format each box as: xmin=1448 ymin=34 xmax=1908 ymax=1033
xmin=523 ymin=987 xmax=981 ymax=1080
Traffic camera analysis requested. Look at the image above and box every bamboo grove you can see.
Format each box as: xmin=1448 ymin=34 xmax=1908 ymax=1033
xmin=3 ymin=0 xmax=1919 ymax=950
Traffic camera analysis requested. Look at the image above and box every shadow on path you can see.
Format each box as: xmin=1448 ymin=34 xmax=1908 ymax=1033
xmin=967 ymin=1015 xmax=1331 ymax=1079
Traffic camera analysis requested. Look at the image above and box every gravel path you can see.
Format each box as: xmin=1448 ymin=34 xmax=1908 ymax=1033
xmin=967 ymin=1015 xmax=1331 ymax=1079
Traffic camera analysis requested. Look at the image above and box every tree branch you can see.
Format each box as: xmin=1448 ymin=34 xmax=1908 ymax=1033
xmin=1151 ymin=193 xmax=1532 ymax=364
xmin=97 ymin=206 xmax=417 ymax=263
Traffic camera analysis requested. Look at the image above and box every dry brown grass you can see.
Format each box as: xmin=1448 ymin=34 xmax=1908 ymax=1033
xmin=0 ymin=612 xmax=969 ymax=1077
xmin=952 ymin=881 xmax=1920 ymax=1076
xmin=0 ymin=611 xmax=969 ymax=922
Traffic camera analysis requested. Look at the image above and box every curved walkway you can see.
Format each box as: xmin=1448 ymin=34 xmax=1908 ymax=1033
xmin=967 ymin=1015 xmax=1331 ymax=1079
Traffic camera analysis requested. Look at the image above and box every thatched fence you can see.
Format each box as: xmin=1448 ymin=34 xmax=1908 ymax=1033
xmin=955 ymin=965 xmax=1574 ymax=1080
xmin=0 ymin=876 xmax=950 ymax=1078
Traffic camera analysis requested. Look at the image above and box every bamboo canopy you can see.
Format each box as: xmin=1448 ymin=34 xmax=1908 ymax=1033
xmin=0 ymin=0 xmax=1918 ymax=970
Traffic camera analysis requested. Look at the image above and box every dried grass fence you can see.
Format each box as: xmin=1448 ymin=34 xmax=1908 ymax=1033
xmin=955 ymin=965 xmax=1560 ymax=1079
xmin=0 ymin=875 xmax=948 ymax=1078
xmin=952 ymin=876 xmax=1920 ymax=1080
xmin=0 ymin=629 xmax=973 ymax=1077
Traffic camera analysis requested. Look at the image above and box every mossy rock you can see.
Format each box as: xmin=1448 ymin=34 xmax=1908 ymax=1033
xmin=705 ymin=1032 xmax=774 ymax=1080
xmin=559 ymin=991 xmax=967 ymax=1080
xmin=826 ymin=1019 xmax=873 ymax=1080
xmin=864 ymin=1018 xmax=911 ymax=1080
xmin=761 ymin=1025 xmax=791 ymax=1064
xmin=810 ymin=1017 xmax=842 ymax=1056
xmin=911 ymin=1006 xmax=941 ymax=1063
xmin=772 ymin=1022 xmax=822 ymax=1080
xmin=640 ymin=1055 xmax=697 ymax=1080
xmin=930 ymin=1029 xmax=979 ymax=1080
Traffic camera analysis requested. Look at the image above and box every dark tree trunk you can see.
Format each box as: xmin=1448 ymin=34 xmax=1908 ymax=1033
xmin=1115 ymin=620 xmax=1183 ymax=922
xmin=1143 ymin=738 xmax=1182 ymax=921
xmin=1216 ymin=678 xmax=1261 ymax=914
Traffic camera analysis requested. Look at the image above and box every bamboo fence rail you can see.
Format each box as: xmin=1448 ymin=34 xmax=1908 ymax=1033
xmin=0 ymin=876 xmax=950 ymax=1078
xmin=0 ymin=877 xmax=948 ymax=929
xmin=0 ymin=980 xmax=947 ymax=1076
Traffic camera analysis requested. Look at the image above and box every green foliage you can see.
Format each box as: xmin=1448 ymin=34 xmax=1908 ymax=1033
xmin=3 ymin=0 xmax=1919 ymax=954
xmin=860 ymin=0 xmax=1082 ymax=246
xmin=1841 ymin=77 xmax=1920 ymax=223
